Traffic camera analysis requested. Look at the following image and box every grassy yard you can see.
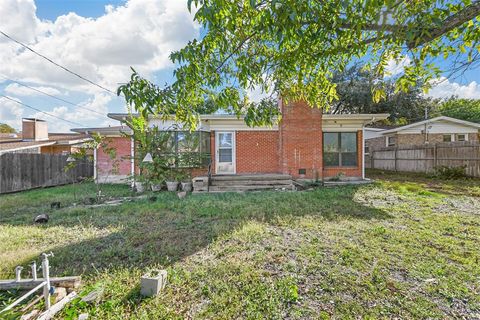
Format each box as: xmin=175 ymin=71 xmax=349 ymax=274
xmin=0 ymin=171 xmax=479 ymax=319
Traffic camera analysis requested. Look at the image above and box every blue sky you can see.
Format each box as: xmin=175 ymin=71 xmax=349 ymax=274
xmin=0 ymin=0 xmax=479 ymax=132
xmin=0 ymin=0 xmax=199 ymax=132
xmin=34 ymin=0 xmax=126 ymax=20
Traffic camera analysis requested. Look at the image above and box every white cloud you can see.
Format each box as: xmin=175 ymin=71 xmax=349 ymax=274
xmin=27 ymin=93 xmax=116 ymax=132
xmin=4 ymin=83 xmax=62 ymax=96
xmin=0 ymin=95 xmax=24 ymax=129
xmin=0 ymin=0 xmax=41 ymax=44
xmin=384 ymin=55 xmax=411 ymax=77
xmin=246 ymin=74 xmax=276 ymax=103
xmin=426 ymin=77 xmax=480 ymax=99
xmin=0 ymin=0 xmax=200 ymax=93
xmin=247 ymin=85 xmax=272 ymax=103
xmin=0 ymin=0 xmax=199 ymax=131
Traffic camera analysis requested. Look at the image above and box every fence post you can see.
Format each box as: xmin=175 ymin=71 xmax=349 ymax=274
xmin=433 ymin=143 xmax=437 ymax=169
xmin=394 ymin=147 xmax=398 ymax=172
xmin=42 ymin=253 xmax=52 ymax=310
xmin=371 ymin=151 xmax=375 ymax=169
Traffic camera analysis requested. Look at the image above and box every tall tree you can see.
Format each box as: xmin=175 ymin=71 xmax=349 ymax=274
xmin=0 ymin=123 xmax=16 ymax=133
xmin=119 ymin=0 xmax=480 ymax=128
xmin=438 ymin=98 xmax=480 ymax=123
xmin=329 ymin=64 xmax=437 ymax=125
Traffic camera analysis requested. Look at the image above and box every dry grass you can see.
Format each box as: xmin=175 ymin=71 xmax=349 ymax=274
xmin=0 ymin=172 xmax=479 ymax=319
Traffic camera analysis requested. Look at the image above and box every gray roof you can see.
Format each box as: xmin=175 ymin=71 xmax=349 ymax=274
xmin=381 ymin=116 xmax=480 ymax=134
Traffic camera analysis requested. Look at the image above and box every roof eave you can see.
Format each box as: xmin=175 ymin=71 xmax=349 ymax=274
xmin=0 ymin=141 xmax=56 ymax=153
xmin=322 ymin=113 xmax=390 ymax=121
xmin=55 ymin=138 xmax=93 ymax=145
xmin=71 ymin=127 xmax=133 ymax=136
xmin=381 ymin=116 xmax=480 ymax=135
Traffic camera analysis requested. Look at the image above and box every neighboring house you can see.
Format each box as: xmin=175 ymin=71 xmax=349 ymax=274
xmin=72 ymin=125 xmax=134 ymax=183
xmin=0 ymin=118 xmax=92 ymax=155
xmin=0 ymin=132 xmax=22 ymax=142
xmin=363 ymin=128 xmax=385 ymax=156
xmin=365 ymin=116 xmax=480 ymax=154
xmin=73 ymin=101 xmax=388 ymax=184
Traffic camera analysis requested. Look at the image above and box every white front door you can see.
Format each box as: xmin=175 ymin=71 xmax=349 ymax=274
xmin=215 ymin=131 xmax=235 ymax=174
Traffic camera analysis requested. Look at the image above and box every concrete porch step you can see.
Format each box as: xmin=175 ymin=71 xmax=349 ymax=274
xmin=193 ymin=174 xmax=294 ymax=193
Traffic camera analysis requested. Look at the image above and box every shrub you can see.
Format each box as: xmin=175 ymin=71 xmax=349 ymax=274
xmin=432 ymin=165 xmax=467 ymax=180
xmin=330 ymin=172 xmax=346 ymax=182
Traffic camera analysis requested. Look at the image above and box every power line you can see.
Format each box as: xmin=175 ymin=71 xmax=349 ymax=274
xmin=0 ymin=75 xmax=110 ymax=118
xmin=0 ymin=29 xmax=117 ymax=95
xmin=0 ymin=94 xmax=87 ymax=127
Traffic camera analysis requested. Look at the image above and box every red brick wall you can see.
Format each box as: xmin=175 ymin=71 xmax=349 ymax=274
xmin=279 ymin=100 xmax=323 ymax=179
xmin=100 ymin=104 xmax=366 ymax=181
xmin=236 ymin=131 xmax=279 ymax=173
xmin=322 ymin=130 xmax=363 ymax=178
xmin=97 ymin=137 xmax=132 ymax=176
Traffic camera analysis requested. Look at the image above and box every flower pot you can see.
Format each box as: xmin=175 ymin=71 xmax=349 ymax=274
xmin=135 ymin=182 xmax=146 ymax=193
xmin=181 ymin=182 xmax=193 ymax=192
xmin=166 ymin=181 xmax=179 ymax=192
xmin=140 ymin=270 xmax=167 ymax=297
xmin=151 ymin=184 xmax=162 ymax=192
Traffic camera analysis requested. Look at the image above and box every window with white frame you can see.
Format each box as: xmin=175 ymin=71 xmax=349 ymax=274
xmin=443 ymin=134 xmax=453 ymax=142
xmin=386 ymin=136 xmax=396 ymax=147
xmin=456 ymin=134 xmax=467 ymax=142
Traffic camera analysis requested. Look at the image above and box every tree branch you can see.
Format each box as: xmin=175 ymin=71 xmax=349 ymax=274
xmin=408 ymin=0 xmax=480 ymax=48
xmin=215 ymin=32 xmax=257 ymax=73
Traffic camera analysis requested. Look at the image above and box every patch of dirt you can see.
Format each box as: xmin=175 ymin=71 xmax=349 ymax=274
xmin=435 ymin=196 xmax=480 ymax=215
xmin=353 ymin=187 xmax=409 ymax=209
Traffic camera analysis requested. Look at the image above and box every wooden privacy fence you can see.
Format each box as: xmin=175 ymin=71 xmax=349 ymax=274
xmin=365 ymin=141 xmax=480 ymax=177
xmin=0 ymin=153 xmax=93 ymax=194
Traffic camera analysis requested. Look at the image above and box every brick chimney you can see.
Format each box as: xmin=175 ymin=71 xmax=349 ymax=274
xmin=278 ymin=100 xmax=323 ymax=179
xmin=22 ymin=118 xmax=49 ymax=141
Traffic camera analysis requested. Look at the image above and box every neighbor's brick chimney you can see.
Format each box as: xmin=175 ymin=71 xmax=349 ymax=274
xmin=22 ymin=118 xmax=49 ymax=141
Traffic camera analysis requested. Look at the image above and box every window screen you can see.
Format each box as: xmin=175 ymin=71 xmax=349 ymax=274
xmin=323 ymin=132 xmax=358 ymax=167
xmin=151 ymin=130 xmax=210 ymax=168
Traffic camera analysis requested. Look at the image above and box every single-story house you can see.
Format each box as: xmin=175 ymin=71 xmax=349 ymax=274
xmin=0 ymin=118 xmax=92 ymax=155
xmin=73 ymin=101 xmax=388 ymax=187
xmin=0 ymin=132 xmax=22 ymax=142
xmin=365 ymin=116 xmax=480 ymax=154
